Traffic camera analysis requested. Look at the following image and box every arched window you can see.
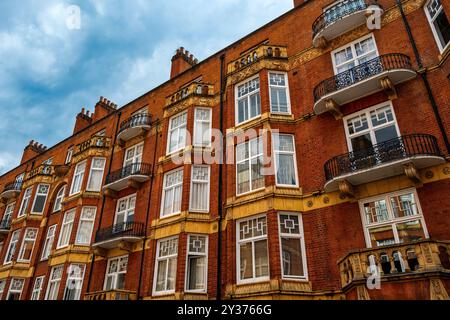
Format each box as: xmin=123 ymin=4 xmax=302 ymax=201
xmin=53 ymin=186 xmax=66 ymax=212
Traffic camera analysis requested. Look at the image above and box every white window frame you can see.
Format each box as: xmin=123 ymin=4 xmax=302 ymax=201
xmin=114 ymin=194 xmax=136 ymax=227
xmin=65 ymin=147 xmax=73 ymax=165
xmin=278 ymin=213 xmax=308 ymax=280
xmin=272 ymin=134 xmax=299 ymax=188
xmin=193 ymin=107 xmax=212 ymax=147
xmin=57 ymin=209 xmax=76 ymax=249
xmin=30 ymin=184 xmax=50 ymax=215
xmin=18 ymin=187 xmax=33 ymax=218
xmin=268 ymin=71 xmax=291 ymax=114
xmin=6 ymin=278 xmax=24 ymax=300
xmin=2 ymin=202 xmax=15 ymax=223
xmin=424 ymin=0 xmax=450 ymax=53
xmin=189 ymin=165 xmax=210 ymax=213
xmin=41 ymin=225 xmax=57 ymax=261
xmin=63 ymin=264 xmax=85 ymax=300
xmin=75 ymin=207 xmax=96 ymax=245
xmin=235 ymin=137 xmax=265 ymax=196
xmin=343 ymin=101 xmax=401 ymax=153
xmin=331 ymin=33 xmax=379 ymax=75
xmin=124 ymin=142 xmax=144 ymax=168
xmin=31 ymin=276 xmax=45 ymax=300
xmin=17 ymin=227 xmax=38 ymax=262
xmin=235 ymin=75 xmax=261 ymax=126
xmin=160 ymin=168 xmax=184 ymax=218
xmin=153 ymin=236 xmax=179 ymax=295
xmin=104 ymin=255 xmax=128 ymax=291
xmin=69 ymin=160 xmax=87 ymax=196
xmin=0 ymin=279 xmax=5 ymax=300
xmin=166 ymin=111 xmax=188 ymax=155
xmin=53 ymin=185 xmax=66 ymax=213
xmin=185 ymin=234 xmax=208 ymax=293
xmin=236 ymin=214 xmax=270 ymax=284
xmin=86 ymin=157 xmax=106 ymax=192
xmin=359 ymin=188 xmax=429 ymax=248
xmin=4 ymin=229 xmax=20 ymax=265
xmin=45 ymin=265 xmax=64 ymax=300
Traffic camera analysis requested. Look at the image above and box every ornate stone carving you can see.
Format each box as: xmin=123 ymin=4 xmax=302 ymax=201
xmin=430 ymin=279 xmax=450 ymax=300
xmin=338 ymin=180 xmax=354 ymax=198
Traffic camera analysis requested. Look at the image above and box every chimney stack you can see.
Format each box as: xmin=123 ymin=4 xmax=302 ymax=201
xmin=93 ymin=96 xmax=117 ymax=122
xmin=73 ymin=107 xmax=94 ymax=134
xmin=170 ymin=47 xmax=198 ymax=79
xmin=21 ymin=140 xmax=48 ymax=164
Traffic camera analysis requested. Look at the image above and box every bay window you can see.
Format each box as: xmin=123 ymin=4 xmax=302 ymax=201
xmin=31 ymin=276 xmax=45 ymax=300
xmin=18 ymin=187 xmax=32 ymax=218
xmin=269 ymin=72 xmax=290 ymax=114
xmin=185 ymin=235 xmax=208 ymax=292
xmin=167 ymin=112 xmax=187 ymax=154
xmin=87 ymin=157 xmax=106 ymax=191
xmin=193 ymin=107 xmax=212 ymax=147
xmin=235 ymin=76 xmax=261 ymax=125
xmin=272 ymin=134 xmax=298 ymax=187
xmin=104 ymin=256 xmax=128 ymax=290
xmin=7 ymin=278 xmax=24 ymax=300
xmin=18 ymin=228 xmax=38 ymax=262
xmin=360 ymin=189 xmax=428 ymax=248
xmin=154 ymin=237 xmax=178 ymax=294
xmin=4 ymin=230 xmax=20 ymax=264
xmin=45 ymin=265 xmax=64 ymax=300
xmin=41 ymin=225 xmax=56 ymax=260
xmin=31 ymin=184 xmax=50 ymax=214
xmin=236 ymin=138 xmax=264 ymax=195
xmin=75 ymin=207 xmax=96 ymax=245
xmin=189 ymin=166 xmax=210 ymax=212
xmin=237 ymin=215 xmax=269 ymax=283
xmin=57 ymin=209 xmax=75 ymax=248
xmin=161 ymin=169 xmax=183 ymax=217
xmin=70 ymin=161 xmax=86 ymax=195
xmin=63 ymin=264 xmax=85 ymax=300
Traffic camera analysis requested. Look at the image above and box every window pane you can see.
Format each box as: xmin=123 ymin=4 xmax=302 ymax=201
xmin=156 ymin=260 xmax=167 ymax=292
xmin=351 ymin=134 xmax=373 ymax=152
xmin=396 ymin=220 xmax=425 ymax=243
xmin=251 ymin=156 xmax=264 ymax=190
xmin=237 ymin=162 xmax=250 ymax=194
xmin=364 ymin=199 xmax=390 ymax=224
xmin=254 ymin=239 xmax=269 ymax=277
xmin=434 ymin=10 xmax=450 ymax=48
xmin=279 ymin=214 xmax=300 ymax=235
xmin=368 ymin=225 xmax=396 ymax=247
xmin=374 ymin=125 xmax=398 ymax=144
xmin=239 ymin=242 xmax=253 ymax=280
xmin=187 ymin=256 xmax=206 ymax=290
xmin=276 ymin=154 xmax=296 ymax=185
xmin=281 ymin=238 xmax=304 ymax=277
xmin=390 ymin=193 xmax=419 ymax=218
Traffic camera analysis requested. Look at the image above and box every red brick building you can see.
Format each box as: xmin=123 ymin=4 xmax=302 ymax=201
xmin=0 ymin=0 xmax=449 ymax=300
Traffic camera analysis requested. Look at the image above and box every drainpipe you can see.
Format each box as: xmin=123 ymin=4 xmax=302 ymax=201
xmin=86 ymin=110 xmax=122 ymax=293
xmin=396 ymin=0 xmax=450 ymax=154
xmin=216 ymin=53 xmax=226 ymax=300
xmin=137 ymin=119 xmax=160 ymax=300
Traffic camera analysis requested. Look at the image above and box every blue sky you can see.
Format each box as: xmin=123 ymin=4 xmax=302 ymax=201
xmin=0 ymin=0 xmax=293 ymax=174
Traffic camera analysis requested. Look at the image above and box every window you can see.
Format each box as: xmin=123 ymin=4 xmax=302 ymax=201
xmin=42 ymin=158 xmax=53 ymax=174
xmin=2 ymin=202 xmax=15 ymax=224
xmin=193 ymin=108 xmax=212 ymax=147
xmin=154 ymin=237 xmax=178 ymax=294
xmin=189 ymin=166 xmax=210 ymax=212
xmin=185 ymin=235 xmax=208 ymax=292
xmin=360 ymin=189 xmax=428 ymax=248
xmin=70 ymin=161 xmax=86 ymax=195
xmin=332 ymin=34 xmax=378 ymax=74
xmin=57 ymin=209 xmax=75 ymax=248
xmin=269 ymin=72 xmax=291 ymax=114
xmin=18 ymin=187 xmax=32 ymax=218
xmin=278 ymin=213 xmax=307 ymax=279
xmin=237 ymin=216 xmax=269 ymax=283
xmin=104 ymin=256 xmax=128 ymax=290
xmin=235 ymin=76 xmax=261 ymax=124
xmin=124 ymin=143 xmax=143 ymax=173
xmin=344 ymin=103 xmax=400 ymax=153
xmin=75 ymin=207 xmax=96 ymax=245
xmin=6 ymin=278 xmax=24 ymax=300
xmin=31 ymin=184 xmax=50 ymax=214
xmin=53 ymin=186 xmax=66 ymax=212
xmin=63 ymin=264 xmax=85 ymax=300
xmin=273 ymin=134 xmax=298 ymax=187
xmin=4 ymin=230 xmax=20 ymax=264
xmin=45 ymin=265 xmax=64 ymax=300
xmin=425 ymin=0 xmax=450 ymax=52
xmin=167 ymin=112 xmax=187 ymax=154
xmin=0 ymin=279 xmax=5 ymax=300
xmin=114 ymin=195 xmax=136 ymax=232
xmin=41 ymin=225 xmax=57 ymax=261
xmin=236 ymin=138 xmax=264 ymax=195
xmin=18 ymin=228 xmax=38 ymax=262
xmin=161 ymin=169 xmax=183 ymax=217
xmin=87 ymin=158 xmax=106 ymax=191
xmin=65 ymin=147 xmax=73 ymax=165
xmin=31 ymin=276 xmax=45 ymax=300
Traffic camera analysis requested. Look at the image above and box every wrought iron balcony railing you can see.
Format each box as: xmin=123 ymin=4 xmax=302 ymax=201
xmin=1 ymin=181 xmax=22 ymax=194
xmin=0 ymin=218 xmax=11 ymax=230
xmin=105 ymin=162 xmax=152 ymax=185
xmin=314 ymin=53 xmax=413 ymax=103
xmin=324 ymin=134 xmax=442 ymax=182
xmin=118 ymin=114 xmax=152 ymax=135
xmin=95 ymin=221 xmax=145 ymax=244
xmin=312 ymin=0 xmax=369 ymax=39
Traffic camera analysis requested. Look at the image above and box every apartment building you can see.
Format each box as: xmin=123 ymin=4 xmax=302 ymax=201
xmin=0 ymin=0 xmax=449 ymax=300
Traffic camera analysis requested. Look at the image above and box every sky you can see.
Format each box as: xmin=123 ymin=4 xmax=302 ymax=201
xmin=0 ymin=0 xmax=293 ymax=175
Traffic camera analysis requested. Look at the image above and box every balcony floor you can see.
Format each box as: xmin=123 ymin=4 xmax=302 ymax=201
xmin=103 ymin=174 xmax=150 ymax=192
xmin=93 ymin=235 xmax=144 ymax=249
xmin=117 ymin=125 xmax=151 ymax=142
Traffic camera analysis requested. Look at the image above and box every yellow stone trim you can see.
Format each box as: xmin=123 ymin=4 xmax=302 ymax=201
xmin=62 ymin=191 xmax=102 ymax=206
xmin=0 ymin=263 xmax=34 ymax=279
xmin=48 ymin=245 xmax=92 ymax=266
xmin=164 ymin=95 xmax=219 ymax=119
xmin=22 ymin=175 xmax=54 ymax=190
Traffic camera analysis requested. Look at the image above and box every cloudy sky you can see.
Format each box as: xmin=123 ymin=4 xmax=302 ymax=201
xmin=0 ymin=0 xmax=293 ymax=174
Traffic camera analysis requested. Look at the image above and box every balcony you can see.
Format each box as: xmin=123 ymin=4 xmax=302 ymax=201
xmin=324 ymin=134 xmax=445 ymax=193
xmin=0 ymin=218 xmax=11 ymax=234
xmin=312 ymin=0 xmax=383 ymax=48
xmin=0 ymin=182 xmax=22 ymax=200
xmin=93 ymin=221 xmax=145 ymax=250
xmin=117 ymin=114 xmax=152 ymax=142
xmin=25 ymin=164 xmax=53 ymax=181
xmin=313 ymin=54 xmax=416 ymax=117
xmin=103 ymin=163 xmax=151 ymax=194
xmin=338 ymin=240 xmax=450 ymax=289
xmin=73 ymin=135 xmax=111 ymax=162
xmin=85 ymin=290 xmax=137 ymax=300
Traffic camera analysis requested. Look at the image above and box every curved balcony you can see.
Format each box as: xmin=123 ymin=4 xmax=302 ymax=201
xmin=117 ymin=114 xmax=152 ymax=142
xmin=324 ymin=134 xmax=445 ymax=192
xmin=103 ymin=162 xmax=151 ymax=193
xmin=314 ymin=54 xmax=416 ymax=116
xmin=0 ymin=182 xmax=22 ymax=199
xmin=93 ymin=221 xmax=145 ymax=250
xmin=25 ymin=164 xmax=53 ymax=181
xmin=312 ymin=0 xmax=382 ymax=48
xmin=0 ymin=218 xmax=11 ymax=234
